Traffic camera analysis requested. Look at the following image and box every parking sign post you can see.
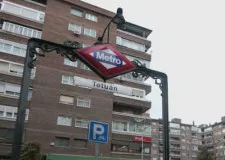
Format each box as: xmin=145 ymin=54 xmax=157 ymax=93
xmin=95 ymin=143 xmax=99 ymax=160
xmin=88 ymin=121 xmax=109 ymax=160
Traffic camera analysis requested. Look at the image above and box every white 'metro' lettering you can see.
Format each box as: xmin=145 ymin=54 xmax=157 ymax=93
xmin=95 ymin=51 xmax=122 ymax=65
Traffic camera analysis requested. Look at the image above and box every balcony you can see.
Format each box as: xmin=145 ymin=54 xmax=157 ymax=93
xmin=25 ymin=0 xmax=47 ymax=6
xmin=170 ymin=138 xmax=181 ymax=144
xmin=170 ymin=153 xmax=181 ymax=157
xmin=113 ymin=93 xmax=151 ymax=113
xmin=112 ymin=111 xmax=150 ymax=120
xmin=170 ymin=146 xmax=181 ymax=151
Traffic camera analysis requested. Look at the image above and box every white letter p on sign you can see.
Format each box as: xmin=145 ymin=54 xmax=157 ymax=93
xmin=93 ymin=124 xmax=104 ymax=139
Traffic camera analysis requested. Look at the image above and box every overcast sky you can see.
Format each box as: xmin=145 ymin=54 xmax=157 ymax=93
xmin=82 ymin=0 xmax=225 ymax=125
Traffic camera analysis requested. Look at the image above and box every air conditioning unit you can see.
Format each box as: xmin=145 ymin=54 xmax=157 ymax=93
xmin=74 ymin=30 xmax=81 ymax=36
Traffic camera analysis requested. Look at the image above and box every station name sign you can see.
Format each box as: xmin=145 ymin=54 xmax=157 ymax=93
xmin=74 ymin=76 xmax=145 ymax=97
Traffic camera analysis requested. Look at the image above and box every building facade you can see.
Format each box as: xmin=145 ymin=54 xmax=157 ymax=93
xmin=151 ymin=118 xmax=202 ymax=160
xmin=200 ymin=116 xmax=225 ymax=160
xmin=0 ymin=0 xmax=152 ymax=159
xmin=2 ymin=1 xmax=221 ymax=160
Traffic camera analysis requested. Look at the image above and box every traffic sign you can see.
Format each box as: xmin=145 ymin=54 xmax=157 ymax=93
xmin=88 ymin=121 xmax=109 ymax=143
xmin=76 ymin=44 xmax=135 ymax=81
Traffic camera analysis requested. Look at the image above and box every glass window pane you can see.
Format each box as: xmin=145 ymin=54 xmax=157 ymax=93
xmin=3 ymin=44 xmax=12 ymax=52
xmin=6 ymin=112 xmax=13 ymax=117
xmin=71 ymin=8 xmax=82 ymax=17
xmin=55 ymin=137 xmax=69 ymax=147
xmin=59 ymin=95 xmax=74 ymax=104
xmin=129 ymin=123 xmax=135 ymax=132
xmin=0 ymin=111 xmax=4 ymax=117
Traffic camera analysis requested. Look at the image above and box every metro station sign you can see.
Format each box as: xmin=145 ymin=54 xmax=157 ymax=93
xmin=76 ymin=44 xmax=135 ymax=81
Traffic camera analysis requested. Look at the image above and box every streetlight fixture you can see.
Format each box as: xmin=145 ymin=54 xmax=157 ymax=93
xmin=11 ymin=7 xmax=169 ymax=160
xmin=96 ymin=7 xmax=125 ymax=44
xmin=141 ymin=126 xmax=149 ymax=160
xmin=133 ymin=116 xmax=150 ymax=160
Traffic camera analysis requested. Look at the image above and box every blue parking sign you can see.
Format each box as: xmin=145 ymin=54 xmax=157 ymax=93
xmin=88 ymin=121 xmax=109 ymax=143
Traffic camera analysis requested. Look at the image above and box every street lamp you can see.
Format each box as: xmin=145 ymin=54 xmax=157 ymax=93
xmin=96 ymin=8 xmax=125 ymax=44
xmin=141 ymin=126 xmax=149 ymax=160
xmin=10 ymin=8 xmax=169 ymax=160
xmin=133 ymin=116 xmax=150 ymax=160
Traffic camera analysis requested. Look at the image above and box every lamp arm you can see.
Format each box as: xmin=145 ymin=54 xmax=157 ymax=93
xmin=98 ymin=14 xmax=117 ymax=42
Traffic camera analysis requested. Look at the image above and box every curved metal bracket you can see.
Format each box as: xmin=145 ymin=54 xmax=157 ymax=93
xmin=131 ymin=59 xmax=167 ymax=93
xmin=27 ymin=38 xmax=81 ymax=69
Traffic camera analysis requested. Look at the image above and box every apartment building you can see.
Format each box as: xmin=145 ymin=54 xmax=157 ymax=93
xmin=200 ymin=116 xmax=225 ymax=160
xmin=151 ymin=118 xmax=202 ymax=160
xmin=0 ymin=0 xmax=153 ymax=159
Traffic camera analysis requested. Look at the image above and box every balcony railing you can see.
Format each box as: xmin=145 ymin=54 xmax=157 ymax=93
xmin=112 ymin=111 xmax=150 ymax=119
xmin=117 ymin=29 xmax=148 ymax=40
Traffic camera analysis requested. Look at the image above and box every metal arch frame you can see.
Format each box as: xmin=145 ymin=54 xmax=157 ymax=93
xmin=131 ymin=59 xmax=169 ymax=160
xmin=11 ymin=38 xmax=169 ymax=160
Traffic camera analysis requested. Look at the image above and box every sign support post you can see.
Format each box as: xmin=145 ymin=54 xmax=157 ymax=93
xmin=95 ymin=143 xmax=99 ymax=160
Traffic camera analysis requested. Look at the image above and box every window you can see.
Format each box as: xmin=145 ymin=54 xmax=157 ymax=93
xmin=57 ymin=116 xmax=72 ymax=126
xmin=170 ymin=129 xmax=180 ymax=135
xmin=61 ymin=75 xmax=74 ymax=85
xmin=55 ymin=137 xmax=69 ymax=147
xmin=80 ymin=62 xmax=91 ymax=70
xmin=0 ymin=39 xmax=27 ymax=57
xmin=112 ymin=121 xmax=151 ymax=135
xmin=170 ymin=123 xmax=180 ymax=128
xmin=181 ymin=126 xmax=185 ymax=130
xmin=70 ymin=8 xmax=83 ymax=17
xmin=191 ymin=126 xmax=198 ymax=132
xmin=132 ymin=89 xmax=145 ymax=98
xmin=73 ymin=139 xmax=87 ymax=148
xmin=85 ymin=13 xmax=97 ymax=22
xmin=9 ymin=63 xmax=23 ymax=75
xmin=0 ymin=82 xmax=32 ymax=100
xmin=68 ymin=23 xmax=82 ymax=34
xmin=2 ymin=21 xmax=42 ymax=38
xmin=59 ymin=95 xmax=74 ymax=105
xmin=0 ymin=59 xmax=36 ymax=78
xmin=111 ymin=144 xmax=129 ymax=152
xmin=204 ymin=127 xmax=212 ymax=132
xmin=64 ymin=58 xmax=77 ymax=67
xmin=5 ymin=83 xmax=21 ymax=96
xmin=0 ymin=128 xmax=14 ymax=144
xmin=112 ymin=121 xmax=128 ymax=132
xmin=116 ymin=36 xmax=146 ymax=52
xmin=75 ymin=118 xmax=89 ymax=128
xmin=1 ymin=1 xmax=45 ymax=23
xmin=83 ymin=28 xmax=96 ymax=38
xmin=0 ymin=105 xmax=29 ymax=121
xmin=117 ymin=145 xmax=129 ymax=152
xmin=77 ymin=97 xmax=91 ymax=108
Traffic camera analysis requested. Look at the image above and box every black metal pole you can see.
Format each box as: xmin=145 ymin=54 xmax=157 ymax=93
xmin=11 ymin=41 xmax=35 ymax=160
xmin=161 ymin=74 xmax=169 ymax=160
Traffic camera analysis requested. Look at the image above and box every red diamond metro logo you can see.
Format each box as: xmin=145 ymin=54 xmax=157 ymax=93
xmin=76 ymin=44 xmax=135 ymax=81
